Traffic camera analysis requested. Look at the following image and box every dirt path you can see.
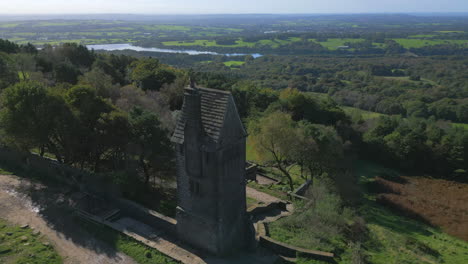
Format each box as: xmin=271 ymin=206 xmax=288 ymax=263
xmin=0 ymin=174 xmax=136 ymax=264
xmin=246 ymin=186 xmax=282 ymax=204
xmin=255 ymin=175 xmax=278 ymax=185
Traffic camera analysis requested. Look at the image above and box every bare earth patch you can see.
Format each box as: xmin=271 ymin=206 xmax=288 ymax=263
xmin=0 ymin=174 xmax=136 ymax=264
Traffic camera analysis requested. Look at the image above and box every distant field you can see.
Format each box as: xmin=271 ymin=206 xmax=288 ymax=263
xmin=0 ymin=23 xmax=20 ymax=28
xmin=141 ymin=25 xmax=190 ymax=31
xmin=342 ymin=106 xmax=383 ymax=120
xmin=453 ymin=123 xmax=468 ymax=129
xmin=393 ymin=38 xmax=468 ymax=48
xmin=162 ymin=36 xmax=468 ymax=51
xmin=0 ymin=20 xmax=245 ymax=46
xmin=310 ymin=38 xmax=364 ymax=49
xmin=223 ymin=60 xmax=245 ymax=67
xmin=380 ymin=76 xmax=437 ymax=85
xmin=162 ymin=37 xmax=302 ymax=48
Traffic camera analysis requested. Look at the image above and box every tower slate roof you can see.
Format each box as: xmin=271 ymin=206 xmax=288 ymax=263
xmin=171 ymin=86 xmax=246 ymax=146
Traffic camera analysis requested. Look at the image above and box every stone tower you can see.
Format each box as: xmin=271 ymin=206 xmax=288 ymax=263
xmin=171 ymin=83 xmax=250 ymax=255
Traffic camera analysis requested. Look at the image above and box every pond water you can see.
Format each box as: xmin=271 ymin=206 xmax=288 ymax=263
xmin=86 ymin=43 xmax=262 ymax=58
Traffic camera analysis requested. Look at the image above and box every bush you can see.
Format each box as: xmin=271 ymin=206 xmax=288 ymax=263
xmin=269 ymin=177 xmax=354 ymax=252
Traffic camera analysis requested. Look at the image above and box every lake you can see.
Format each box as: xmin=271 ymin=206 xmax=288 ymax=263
xmin=86 ymin=43 xmax=262 ymax=58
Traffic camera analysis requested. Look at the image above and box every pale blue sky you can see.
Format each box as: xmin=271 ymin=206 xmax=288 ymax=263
xmin=0 ymin=0 xmax=467 ymax=14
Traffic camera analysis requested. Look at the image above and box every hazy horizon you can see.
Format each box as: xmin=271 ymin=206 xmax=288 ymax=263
xmin=0 ymin=0 xmax=467 ymax=15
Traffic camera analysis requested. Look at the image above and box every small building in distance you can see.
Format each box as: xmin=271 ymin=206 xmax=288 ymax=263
xmin=171 ymin=82 xmax=252 ymax=255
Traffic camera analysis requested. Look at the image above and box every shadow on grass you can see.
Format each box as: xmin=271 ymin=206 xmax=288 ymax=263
xmin=361 ymin=200 xmax=433 ymax=238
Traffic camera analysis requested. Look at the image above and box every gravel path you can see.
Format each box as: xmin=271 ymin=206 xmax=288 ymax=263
xmin=0 ymin=174 xmax=136 ymax=264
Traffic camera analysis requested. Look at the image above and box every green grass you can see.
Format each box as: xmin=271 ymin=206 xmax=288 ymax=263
xmin=0 ymin=23 xmax=21 ymax=28
xmin=77 ymin=219 xmax=179 ymax=264
xmin=33 ymin=21 xmax=83 ymax=27
xmin=0 ymin=218 xmax=62 ymax=264
xmin=453 ymin=123 xmax=468 ymax=129
xmin=247 ymin=181 xmax=289 ymax=201
xmin=436 ymin=31 xmax=465 ymax=33
xmin=141 ymin=25 xmax=191 ymax=31
xmin=342 ymin=106 xmax=384 ymax=120
xmin=380 ymin=76 xmax=437 ymax=85
xmin=246 ymin=196 xmax=259 ymax=208
xmin=267 ymin=160 xmax=468 ymax=264
xmin=223 ymin=61 xmax=245 ymax=67
xmin=162 ymin=37 xmax=302 ymax=49
xmin=304 ymin=92 xmax=329 ymax=100
xmin=408 ymin=34 xmax=438 ymax=38
xmin=310 ymin=38 xmax=365 ymax=50
xmin=355 ymin=160 xmax=468 ymax=264
xmin=0 ymin=168 xmax=13 ymax=175
xmin=362 ymin=201 xmax=468 ymax=264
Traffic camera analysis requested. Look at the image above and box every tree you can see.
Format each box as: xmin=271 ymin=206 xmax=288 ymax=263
xmin=0 ymin=53 xmax=19 ymax=89
xmin=130 ymin=58 xmax=176 ymax=91
xmin=54 ymin=61 xmax=80 ymax=84
xmin=64 ymin=85 xmax=115 ymax=168
xmin=0 ymin=39 xmax=19 ymax=53
xmin=0 ymin=81 xmax=68 ymax=154
xmin=249 ymin=111 xmax=299 ymax=191
xmin=79 ymin=68 xmax=116 ymax=98
xmin=13 ymin=53 xmax=36 ymax=81
xmin=56 ymin=43 xmax=95 ymax=68
xmin=297 ymin=122 xmax=344 ymax=178
xmin=129 ymin=107 xmax=172 ymax=185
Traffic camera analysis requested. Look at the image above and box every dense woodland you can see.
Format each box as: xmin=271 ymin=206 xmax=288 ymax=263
xmin=0 ymin=14 xmax=468 ymax=263
xmin=0 ymin=38 xmax=467 ymax=192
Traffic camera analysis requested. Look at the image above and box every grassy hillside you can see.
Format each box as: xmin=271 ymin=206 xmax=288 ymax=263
xmin=356 ymin=160 xmax=468 ymax=264
xmin=266 ymin=160 xmax=468 ymax=264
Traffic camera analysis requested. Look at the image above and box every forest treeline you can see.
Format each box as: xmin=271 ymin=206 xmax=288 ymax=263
xmin=0 ymin=38 xmax=467 ymax=198
xmin=196 ymin=55 xmax=468 ymax=124
xmin=0 ymin=39 xmax=188 ymax=198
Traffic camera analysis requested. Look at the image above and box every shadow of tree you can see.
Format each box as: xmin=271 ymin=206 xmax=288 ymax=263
xmin=361 ymin=201 xmax=433 ymax=237
xmin=0 ymin=152 xmax=132 ymax=262
xmin=13 ymin=179 xmax=128 ymax=261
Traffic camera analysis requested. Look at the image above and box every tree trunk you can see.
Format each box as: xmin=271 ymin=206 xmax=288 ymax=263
xmin=277 ymin=164 xmax=294 ymax=192
xmin=140 ymin=156 xmax=150 ymax=186
xmin=270 ymin=150 xmax=294 ymax=191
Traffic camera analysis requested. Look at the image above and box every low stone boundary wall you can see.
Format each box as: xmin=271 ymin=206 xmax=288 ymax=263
xmin=114 ymin=197 xmax=177 ymax=235
xmin=0 ymin=147 xmax=82 ymax=186
xmin=259 ymin=234 xmax=334 ymax=262
xmin=76 ymin=210 xmax=205 ymax=264
xmin=293 ymin=180 xmax=312 ymax=196
xmin=246 ymin=162 xmax=258 ymax=181
xmin=0 ymin=147 xmax=120 ymax=196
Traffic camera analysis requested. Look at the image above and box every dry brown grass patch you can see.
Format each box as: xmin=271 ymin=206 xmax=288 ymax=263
xmin=375 ymin=176 xmax=468 ymax=241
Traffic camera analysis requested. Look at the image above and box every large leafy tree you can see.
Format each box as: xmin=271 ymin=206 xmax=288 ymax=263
xmin=295 ymin=122 xmax=344 ymax=179
xmin=249 ymin=111 xmax=299 ymax=191
xmin=130 ymin=58 xmax=176 ymax=91
xmin=129 ymin=107 xmax=172 ymax=185
xmin=0 ymin=81 xmax=69 ymax=154
xmin=64 ymin=85 xmax=116 ymax=169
